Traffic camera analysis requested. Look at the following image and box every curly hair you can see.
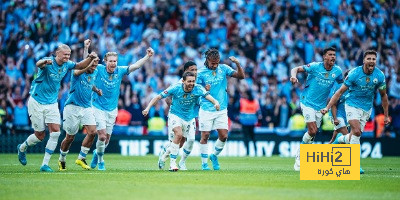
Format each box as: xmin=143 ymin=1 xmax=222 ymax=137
xmin=204 ymin=48 xmax=220 ymax=69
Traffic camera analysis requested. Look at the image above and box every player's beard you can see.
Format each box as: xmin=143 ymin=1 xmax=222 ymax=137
xmin=365 ymin=63 xmax=375 ymax=74
xmin=185 ymin=84 xmax=194 ymax=92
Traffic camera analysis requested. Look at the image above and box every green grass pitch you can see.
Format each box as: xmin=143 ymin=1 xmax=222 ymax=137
xmin=1 ymin=154 xmax=399 ymax=200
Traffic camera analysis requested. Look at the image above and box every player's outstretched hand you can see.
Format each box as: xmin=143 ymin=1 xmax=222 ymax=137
xmin=84 ymin=39 xmax=91 ymax=48
xmin=146 ymin=48 xmax=154 ymax=57
xmin=320 ymin=108 xmax=328 ymax=115
xmin=290 ymin=76 xmax=298 ymax=84
xmin=215 ymin=102 xmax=220 ymax=111
xmin=384 ymin=116 xmax=391 ymax=125
xmin=333 ymin=118 xmax=340 ymax=125
xmin=142 ymin=109 xmax=149 ymax=116
xmin=229 ymin=56 xmax=239 ymax=64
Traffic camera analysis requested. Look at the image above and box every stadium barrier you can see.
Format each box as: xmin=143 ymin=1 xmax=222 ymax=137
xmin=1 ymin=133 xmax=399 ymax=158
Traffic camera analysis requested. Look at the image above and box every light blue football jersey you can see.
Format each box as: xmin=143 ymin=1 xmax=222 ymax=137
xmin=65 ymin=69 xmax=98 ymax=108
xmin=197 ymin=64 xmax=235 ymax=111
xmin=300 ymin=62 xmax=343 ymax=110
xmin=344 ymin=66 xmax=386 ymax=112
xmin=176 ymin=78 xmax=201 ymax=118
xmin=92 ymin=64 xmax=128 ymax=111
xmin=29 ymin=56 xmax=76 ymax=104
xmin=160 ymin=83 xmax=209 ymax=121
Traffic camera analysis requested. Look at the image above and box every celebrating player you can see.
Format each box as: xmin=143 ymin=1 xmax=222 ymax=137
xmin=321 ymin=50 xmax=390 ymax=174
xmin=158 ymin=61 xmax=199 ymax=170
xmin=17 ymin=44 xmax=98 ymax=172
xmin=90 ymin=47 xmax=154 ymax=170
xmin=58 ymin=40 xmax=102 ymax=171
xmin=290 ymin=47 xmax=343 ymax=171
xmin=143 ymin=71 xmax=220 ymax=171
xmin=197 ymin=48 xmax=245 ymax=170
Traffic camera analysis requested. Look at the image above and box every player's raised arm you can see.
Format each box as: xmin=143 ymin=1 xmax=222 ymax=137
xmin=75 ymin=52 xmax=98 ymax=70
xmin=379 ymin=87 xmax=390 ymax=125
xmin=83 ymin=39 xmax=91 ymax=59
xmin=205 ymin=94 xmax=220 ymax=111
xmin=128 ymin=47 xmax=154 ymax=73
xmin=229 ymin=56 xmax=245 ymax=79
xmin=321 ymin=84 xmax=348 ymax=114
xmin=290 ymin=66 xmax=306 ymax=84
xmin=142 ymin=94 xmax=162 ymax=116
xmin=36 ymin=58 xmax=52 ymax=69
xmin=73 ymin=58 xmax=99 ymax=76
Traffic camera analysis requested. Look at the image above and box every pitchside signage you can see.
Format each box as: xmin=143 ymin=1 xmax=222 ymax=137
xmin=300 ymin=144 xmax=360 ymax=180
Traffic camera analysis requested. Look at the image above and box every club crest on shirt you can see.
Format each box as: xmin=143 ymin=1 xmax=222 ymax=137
xmin=373 ymin=78 xmax=378 ymax=84
xmin=366 ymin=77 xmax=370 ymax=83
xmin=332 ymin=74 xmax=336 ymax=78
xmin=324 ymin=73 xmax=329 ymax=78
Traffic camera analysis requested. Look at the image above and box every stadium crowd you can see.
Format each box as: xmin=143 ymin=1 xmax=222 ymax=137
xmin=0 ymin=0 xmax=399 ymax=137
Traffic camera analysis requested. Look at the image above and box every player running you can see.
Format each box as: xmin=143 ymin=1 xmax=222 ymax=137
xmin=158 ymin=61 xmax=199 ymax=170
xmin=58 ymin=40 xmax=102 ymax=171
xmin=290 ymin=47 xmax=343 ymax=171
xmin=143 ymin=71 xmax=220 ymax=171
xmin=90 ymin=47 xmax=154 ymax=170
xmin=197 ymin=48 xmax=245 ymax=170
xmin=17 ymin=44 xmax=98 ymax=172
xmin=321 ymin=50 xmax=390 ymax=174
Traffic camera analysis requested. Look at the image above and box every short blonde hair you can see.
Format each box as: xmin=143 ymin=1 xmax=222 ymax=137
xmin=56 ymin=44 xmax=71 ymax=52
xmin=103 ymin=52 xmax=118 ymax=62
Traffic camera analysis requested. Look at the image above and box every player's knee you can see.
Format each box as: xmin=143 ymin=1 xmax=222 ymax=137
xmin=65 ymin=135 xmax=75 ymax=143
xmin=174 ymin=133 xmax=183 ymax=141
xmin=87 ymin=128 xmax=97 ymax=136
xmin=201 ymin=132 xmax=210 ymax=140
xmin=48 ymin=124 xmax=60 ymax=133
xmin=308 ymin=126 xmax=318 ymax=136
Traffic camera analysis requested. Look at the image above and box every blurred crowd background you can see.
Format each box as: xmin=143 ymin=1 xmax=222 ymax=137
xmin=0 ymin=0 xmax=399 ymax=138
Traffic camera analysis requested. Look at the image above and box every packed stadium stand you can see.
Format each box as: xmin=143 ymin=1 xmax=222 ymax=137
xmin=0 ymin=0 xmax=399 ymax=137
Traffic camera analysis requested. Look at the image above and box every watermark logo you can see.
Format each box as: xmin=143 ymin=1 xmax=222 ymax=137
xmin=300 ymin=144 xmax=360 ymax=180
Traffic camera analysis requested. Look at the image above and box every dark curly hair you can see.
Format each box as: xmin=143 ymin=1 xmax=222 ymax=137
xmin=204 ymin=48 xmax=220 ymax=69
